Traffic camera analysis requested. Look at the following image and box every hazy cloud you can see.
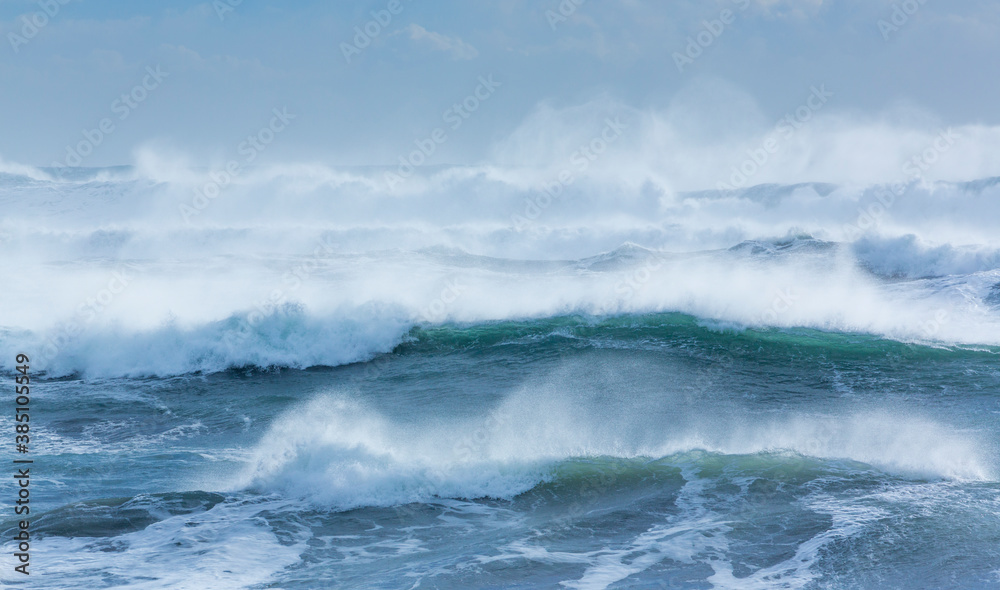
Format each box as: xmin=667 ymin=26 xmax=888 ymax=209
xmin=406 ymin=23 xmax=479 ymax=60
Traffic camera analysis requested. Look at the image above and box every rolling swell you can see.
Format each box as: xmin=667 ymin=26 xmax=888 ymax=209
xmin=5 ymin=308 xmax=997 ymax=379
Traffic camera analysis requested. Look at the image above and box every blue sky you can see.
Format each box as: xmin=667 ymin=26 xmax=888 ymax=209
xmin=1 ymin=0 xmax=998 ymax=168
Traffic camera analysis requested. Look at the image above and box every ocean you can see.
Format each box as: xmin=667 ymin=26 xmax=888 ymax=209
xmin=1 ymin=166 xmax=999 ymax=589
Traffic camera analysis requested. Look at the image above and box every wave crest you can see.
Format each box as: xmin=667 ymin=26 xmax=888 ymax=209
xmin=235 ymin=393 xmax=995 ymax=510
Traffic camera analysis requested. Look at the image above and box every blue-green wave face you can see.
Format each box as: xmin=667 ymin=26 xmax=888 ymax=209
xmin=403 ymin=311 xmax=1000 ymax=359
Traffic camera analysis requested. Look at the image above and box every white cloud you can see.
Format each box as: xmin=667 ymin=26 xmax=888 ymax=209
xmin=752 ymin=0 xmax=825 ymax=18
xmin=406 ymin=23 xmax=479 ymax=60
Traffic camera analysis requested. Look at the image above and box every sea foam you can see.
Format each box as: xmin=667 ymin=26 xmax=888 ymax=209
xmin=235 ymin=390 xmax=995 ymax=511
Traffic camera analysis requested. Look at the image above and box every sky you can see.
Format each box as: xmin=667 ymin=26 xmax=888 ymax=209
xmin=1 ymin=0 xmax=999 ymax=171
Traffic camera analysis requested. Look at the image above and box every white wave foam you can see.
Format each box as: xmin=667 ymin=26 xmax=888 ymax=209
xmin=0 ymin=156 xmax=52 ymax=181
xmin=854 ymin=234 xmax=1000 ymax=278
xmin=235 ymin=396 xmax=554 ymax=510
xmin=0 ymin=304 xmax=411 ymax=378
xmin=552 ymin=466 xmax=729 ymax=590
xmin=0 ymin=500 xmax=306 ymax=590
xmin=235 ymin=388 xmax=995 ymax=511
xmin=487 ymin=517 xmax=728 ymax=590
xmin=3 ymin=234 xmax=1000 ymax=378
xmin=692 ymin=413 xmax=993 ymax=481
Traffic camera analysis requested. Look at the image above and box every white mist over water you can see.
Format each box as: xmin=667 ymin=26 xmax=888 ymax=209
xmin=2 ymin=97 xmax=1000 ymax=376
xmin=0 ymin=240 xmax=998 ymax=377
